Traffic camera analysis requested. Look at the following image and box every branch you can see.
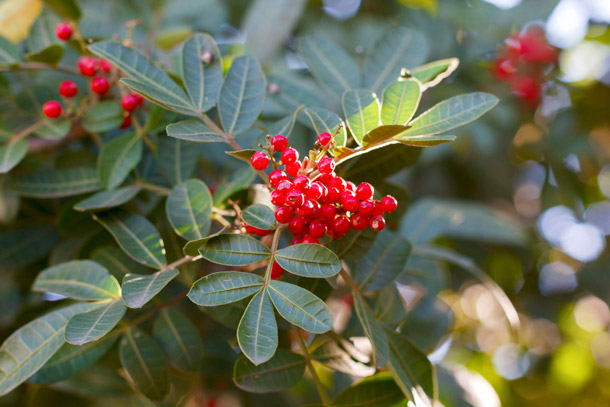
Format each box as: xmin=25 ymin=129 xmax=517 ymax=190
xmin=292 ymin=326 xmax=331 ymax=406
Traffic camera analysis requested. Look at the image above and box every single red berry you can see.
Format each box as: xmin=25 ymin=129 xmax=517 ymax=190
xmin=342 ymin=195 xmax=359 ymax=212
xmin=493 ymin=58 xmax=516 ymax=81
xmin=301 ymin=235 xmax=319 ymax=244
xmin=306 ymin=182 xmax=326 ymax=200
xmin=289 ymin=217 xmax=308 ymax=235
xmin=77 ymin=56 xmax=97 ymax=77
xmin=381 ymin=195 xmax=398 ymax=213
xmin=55 ymin=23 xmax=72 ymax=41
xmin=325 ymin=221 xmax=335 ymax=236
xmin=271 ymin=135 xmax=288 ymax=152
xmin=356 ymin=182 xmax=374 ymax=201
xmin=292 ymin=236 xmax=303 ymax=245
xmin=293 ymin=175 xmax=311 ymax=192
xmin=121 ymin=94 xmax=140 ymax=111
xmin=309 ymin=220 xmax=327 ymax=239
xmin=317 ymin=157 xmax=335 ymax=174
xmin=281 ymin=148 xmax=299 ymax=165
xmin=369 ymin=215 xmax=386 ymax=231
xmin=99 ymin=59 xmax=113 ymax=73
xmin=269 ymin=170 xmax=286 ymax=187
xmin=329 ymin=176 xmax=346 ymax=192
xmin=296 ymin=199 xmax=318 ymax=220
xmin=285 ymin=161 xmax=302 ymax=177
xmin=351 ymin=213 xmax=368 ymax=230
xmin=250 ymin=151 xmax=269 ymax=171
xmin=42 ymin=101 xmax=62 ymax=118
xmin=317 ymin=173 xmax=334 ymax=185
xmin=324 ymin=187 xmax=341 ymax=204
xmin=134 ymin=94 xmax=145 ymax=105
xmin=319 ymin=204 xmax=337 ymax=222
xmin=317 ymin=132 xmax=332 ymax=146
xmin=275 ymin=206 xmax=294 ymax=223
xmin=334 ymin=215 xmax=351 ymax=233
xmin=276 ymin=179 xmax=293 ymax=195
xmin=246 ymin=224 xmax=270 ymax=236
xmin=90 ymin=76 xmax=109 ymax=95
xmin=359 ymin=200 xmax=375 ymax=216
xmin=285 ymin=189 xmax=305 ymax=208
xmin=58 ymin=80 xmax=78 ymax=98
xmin=119 ymin=115 xmax=132 ymax=129
xmin=373 ymin=201 xmax=384 ymax=215
xmin=511 ymin=76 xmax=541 ymax=107
xmin=346 ymin=182 xmax=356 ymax=192
xmin=271 ymin=261 xmax=284 ymax=279
xmin=271 ymin=189 xmax=285 ymax=206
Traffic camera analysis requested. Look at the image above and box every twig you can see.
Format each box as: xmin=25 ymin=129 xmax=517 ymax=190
xmin=0 ymin=62 xmax=79 ymax=75
xmin=292 ymin=326 xmax=331 ymax=406
xmin=263 ymin=225 xmax=284 ymax=281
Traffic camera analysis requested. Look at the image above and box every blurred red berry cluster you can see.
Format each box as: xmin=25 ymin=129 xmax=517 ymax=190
xmin=492 ymin=26 xmax=558 ymax=107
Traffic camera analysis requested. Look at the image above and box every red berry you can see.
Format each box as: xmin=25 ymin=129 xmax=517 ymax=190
xmin=381 ymin=195 xmax=398 ymax=213
xmin=276 ymin=179 xmax=293 ymax=195
xmin=346 ymin=182 xmax=356 ymax=192
xmin=351 ymin=213 xmax=368 ymax=231
xmin=319 ymin=204 xmax=336 ymax=222
xmin=369 ymin=215 xmax=386 ymax=231
xmin=359 ymin=200 xmax=375 ymax=216
xmin=317 ymin=173 xmax=334 ymax=185
xmin=511 ymin=76 xmax=541 ymax=107
xmin=55 ymin=23 xmax=72 ymax=41
xmin=317 ymin=157 xmax=335 ymax=174
xmin=281 ymin=148 xmax=299 ymax=165
xmin=289 ymin=217 xmax=308 ymax=235
xmin=309 ymin=220 xmax=327 ymax=238
xmin=296 ymin=199 xmax=318 ymax=220
xmin=324 ymin=187 xmax=341 ymax=204
xmin=58 ymin=80 xmax=78 ymax=98
xmin=493 ymin=58 xmax=516 ymax=81
xmin=269 ymin=170 xmax=286 ymax=187
xmin=285 ymin=161 xmax=301 ymax=177
xmin=329 ymin=176 xmax=346 ymax=192
xmin=373 ymin=201 xmax=384 ymax=215
xmin=99 ymin=60 xmax=113 ymax=73
xmin=293 ymin=175 xmax=311 ymax=192
xmin=271 ymin=135 xmax=288 ymax=152
xmin=121 ymin=94 xmax=140 ymax=111
xmin=356 ymin=182 xmax=374 ymax=201
xmin=334 ymin=215 xmax=351 ymax=233
xmin=317 ymin=132 xmax=332 ymax=146
xmin=342 ymin=195 xmax=359 ymax=212
xmin=119 ymin=116 xmax=131 ymax=129
xmin=271 ymin=189 xmax=285 ymax=206
xmin=250 ymin=152 xmax=269 ymax=171
xmin=246 ymin=224 xmax=270 ymax=236
xmin=292 ymin=236 xmax=303 ymax=245
xmin=275 ymin=206 xmax=294 ymax=223
xmin=42 ymin=101 xmax=62 ymax=118
xmin=271 ymin=261 xmax=284 ymax=279
xmin=306 ymin=182 xmax=326 ymax=200
xmin=285 ymin=189 xmax=305 ymax=208
xmin=302 ymin=235 xmax=319 ymax=244
xmin=77 ymin=56 xmax=97 ymax=77
xmin=90 ymin=76 xmax=109 ymax=95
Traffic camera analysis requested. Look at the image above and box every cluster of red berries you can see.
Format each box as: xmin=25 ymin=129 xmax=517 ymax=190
xmin=492 ymin=26 xmax=558 ymax=107
xmin=249 ymin=133 xmax=397 ymax=246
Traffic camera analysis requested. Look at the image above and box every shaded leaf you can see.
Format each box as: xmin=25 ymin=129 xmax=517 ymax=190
xmin=157 ymin=136 xmax=197 ymax=185
xmin=0 ymin=226 xmax=58 ymax=270
xmin=225 ymin=149 xmax=257 ymax=164
xmin=311 ymin=340 xmax=375 ymax=377
xmin=342 ymin=89 xmax=380 ymax=145
xmin=237 ymin=289 xmax=277 ymax=365
xmin=213 ymin=166 xmax=256 ymax=206
xmin=82 ymin=101 xmax=124 ymax=133
xmin=166 ymin=120 xmax=225 ymax=143
xmin=274 ymin=243 xmax=341 ymax=278
xmin=199 ymin=234 xmax=270 ymax=266
xmin=362 ymin=124 xmax=409 ymax=148
xmin=188 ymin=271 xmax=263 ymax=306
xmin=182 ymin=227 xmax=227 ymax=257
xmin=34 ymin=119 xmax=71 ymax=140
xmin=74 ymin=186 xmax=141 ymax=212
xmin=98 ymin=133 xmax=142 ymax=189
xmin=43 ymin=0 xmax=81 ymax=20
xmin=353 ymin=293 xmax=388 ymax=368
xmin=303 ymin=107 xmax=346 ymax=147
xmin=0 ymin=36 xmax=19 ymax=65
xmin=153 ymin=309 xmax=203 ymax=371
xmin=332 ymin=373 xmax=405 ymax=407
xmin=333 ymin=227 xmax=377 ymax=260
xmin=0 ymin=139 xmax=28 ymax=173
xmin=398 ymin=134 xmax=456 ymax=147
xmin=181 ymin=33 xmax=223 ymax=112
xmin=242 ymin=204 xmax=276 ymax=231
xmin=12 ymin=167 xmax=101 ymax=198
xmin=65 ymin=298 xmax=126 ymax=345
xmin=166 ymin=179 xmax=213 ymax=240
xmin=267 ymin=74 xmax=325 ymax=112
xmin=121 ymin=268 xmax=179 ymax=308
xmin=338 ymin=142 xmax=421 ymax=182
xmin=233 ymin=349 xmax=306 ymax=393
xmin=381 ymin=80 xmax=421 ymax=126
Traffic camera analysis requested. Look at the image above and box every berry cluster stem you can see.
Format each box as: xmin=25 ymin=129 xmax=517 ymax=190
xmin=263 ymin=225 xmax=284 ymax=282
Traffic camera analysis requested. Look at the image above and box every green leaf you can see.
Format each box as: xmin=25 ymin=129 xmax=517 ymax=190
xmin=237 ymin=289 xmax=277 ymax=365
xmin=119 ymin=327 xmax=170 ymax=401
xmin=199 ymin=234 xmax=271 ymax=267
xmin=267 ymin=280 xmax=333 ymax=334
xmin=297 ymin=35 xmax=360 ymax=95
xmin=353 ymin=293 xmax=388 ymax=368
xmin=153 ymin=309 xmax=203 ymax=371
xmin=25 ymin=44 xmax=63 ymax=64
xmin=0 ymin=139 xmax=28 ymax=173
xmin=94 ymin=210 xmax=167 ymax=269
xmin=333 ymin=227 xmax=377 ymax=260
xmin=0 ymin=302 xmax=98 ymax=395
xmin=242 ymin=204 xmax=276 ymax=231
xmin=311 ymin=340 xmax=375 ymax=377
xmin=181 ymin=33 xmax=222 ymax=113
xmin=400 ymin=92 xmax=499 ymax=137
xmin=274 ymin=243 xmax=341 ymax=278
xmin=182 ymin=227 xmax=227 ymax=257
xmin=266 ymin=105 xmax=304 ymax=139
xmin=121 ymin=268 xmax=179 ymax=308
xmin=337 ymin=142 xmax=421 ymax=182
xmin=218 ymin=55 xmax=266 ymax=137
xmin=409 ymin=58 xmax=459 ymax=89
xmin=91 ymin=246 xmax=150 ymax=278
xmin=400 ymin=197 xmax=527 ymax=245
xmin=233 ymin=349 xmax=306 ymax=393
xmin=267 ymin=74 xmax=325 ymax=112
xmin=364 ymin=26 xmax=428 ymax=94
xmin=343 ymin=89 xmax=380 ymax=146
xmin=397 ymin=134 xmax=456 ymax=147
xmin=74 ymin=186 xmax=141 ymax=212
xmin=384 ymin=328 xmax=437 ymax=405
xmin=166 ymin=179 xmax=213 ymax=240
xmin=89 ymin=41 xmax=193 ymax=115
xmin=381 ymin=80 xmax=421 ymax=126
xmin=362 ymin=124 xmax=409 ymax=148
xmin=188 ymin=271 xmax=264 ymax=306
xmin=0 ymin=36 xmax=19 ymax=66
xmin=225 ymin=149 xmax=257 ymax=164
xmin=33 ymin=260 xmax=121 ymax=300
xmin=82 ymin=101 xmax=125 ymax=133
xmin=12 ymin=167 xmax=101 ymax=198
xmin=34 ymin=119 xmax=71 ymax=140
xmin=0 ymin=226 xmax=58 ymax=270
xmin=303 ymin=107 xmax=347 ymax=147
xmin=30 ymin=333 xmax=117 ymax=384
xmin=98 ymin=133 xmax=142 ymax=189
xmin=166 ymin=120 xmax=225 ymax=143
xmin=25 ymin=13 xmax=63 ymax=65
xmin=355 ymin=230 xmax=411 ymax=291
xmin=332 ymin=373 xmax=405 ymax=407
xmin=43 ymin=0 xmax=81 ymax=20
xmin=157 ymin=136 xmax=197 ymax=185
xmin=213 ymin=166 xmax=256 ymax=206
xmin=0 ymin=174 xmax=19 ymax=224
xmin=65 ymin=298 xmax=126 ymax=345
xmin=155 ymin=27 xmax=193 ymax=50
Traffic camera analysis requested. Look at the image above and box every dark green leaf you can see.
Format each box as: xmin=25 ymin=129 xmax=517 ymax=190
xmin=0 ymin=139 xmax=28 ymax=173
xmin=233 ymin=349 xmax=306 ymax=393
xmin=166 ymin=120 xmax=225 ymax=143
xmin=153 ymin=309 xmax=203 ymax=371
xmin=182 ymin=227 xmax=227 ymax=257
xmin=0 ymin=36 xmax=19 ymax=66
xmin=242 ymin=204 xmax=276 ymax=231
xmin=225 ymin=149 xmax=257 ymax=164
xmin=12 ymin=167 xmax=101 ymax=198
xmin=199 ymin=234 xmax=271 ymax=267
xmin=355 ymin=230 xmax=411 ymax=291
xmin=342 ymin=89 xmax=381 ymax=145
xmin=353 ymin=293 xmax=388 ymax=368
xmin=166 ymin=179 xmax=213 ymax=240
xmin=74 ymin=186 xmax=141 ymax=212
xmin=274 ymin=244 xmax=341 ymax=278
xmin=338 ymin=142 xmax=421 ymax=182
xmin=332 ymin=373 xmax=405 ymax=407
xmin=43 ymin=0 xmax=81 ymax=20
xmin=82 ymin=101 xmax=125 ymax=133
xmin=333 ymin=227 xmax=377 ymax=260
xmin=98 ymin=133 xmax=142 ymax=189
xmin=121 ymin=268 xmax=179 ymax=308
xmin=311 ymin=340 xmax=375 ymax=377
xmin=213 ymin=166 xmax=256 ymax=206
xmin=181 ymin=33 xmax=223 ymax=113
xmin=34 ymin=119 xmax=71 ymax=140
xmin=0 ymin=226 xmax=58 ymax=270
xmin=237 ymin=289 xmax=277 ymax=365
xmin=267 ymin=74 xmax=325 ymax=112
xmin=25 ymin=13 xmax=63 ymax=65
xmin=26 ymin=44 xmax=63 ymax=64
xmin=157 ymin=136 xmax=197 ymax=185
xmin=65 ymin=298 xmax=126 ymax=345
xmin=381 ymin=80 xmax=421 ymax=126
xmin=188 ymin=271 xmax=264 ymax=306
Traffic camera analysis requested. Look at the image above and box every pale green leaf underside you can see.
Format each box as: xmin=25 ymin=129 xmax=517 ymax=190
xmin=74 ymin=186 xmax=141 ymax=212
xmin=98 ymin=132 xmax=142 ymax=190
xmin=274 ymin=243 xmax=341 ymax=278
xmin=199 ymin=234 xmax=271 ymax=266
xmin=242 ymin=204 xmax=276 ymax=231
xmin=65 ymin=298 xmax=126 ymax=345
xmin=121 ymin=268 xmax=179 ymax=308
xmin=166 ymin=179 xmax=213 ymax=240
xmin=0 ymin=139 xmax=28 ymax=174
xmin=166 ymin=120 xmax=225 ymax=143
xmin=12 ymin=167 xmax=101 ymax=198
xmin=237 ymin=288 xmax=277 ymax=365
xmin=181 ymin=33 xmax=223 ymax=113
xmin=342 ymin=89 xmax=381 ymax=146
xmin=381 ymin=80 xmax=421 ymax=126
xmin=188 ymin=271 xmax=263 ymax=306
